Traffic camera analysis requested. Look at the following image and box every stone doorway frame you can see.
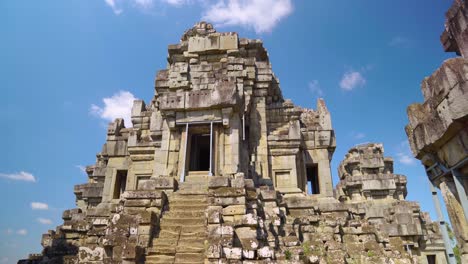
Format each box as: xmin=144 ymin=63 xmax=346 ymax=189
xmin=178 ymin=120 xmax=222 ymax=182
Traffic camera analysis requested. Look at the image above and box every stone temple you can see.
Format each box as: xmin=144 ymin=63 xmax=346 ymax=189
xmin=20 ymin=22 xmax=451 ymax=264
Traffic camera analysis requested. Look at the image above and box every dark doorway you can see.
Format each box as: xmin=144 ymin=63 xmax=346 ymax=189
xmin=189 ymin=134 xmax=210 ymax=171
xmin=426 ymin=255 xmax=436 ymax=264
xmin=306 ymin=165 xmax=320 ymax=195
xmin=113 ymin=170 xmax=127 ymax=199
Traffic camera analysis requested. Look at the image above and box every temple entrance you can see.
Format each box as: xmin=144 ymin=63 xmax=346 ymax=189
xmin=306 ymin=165 xmax=320 ymax=195
xmin=189 ymin=133 xmax=210 ymax=171
xmin=179 ymin=122 xmax=219 ymax=182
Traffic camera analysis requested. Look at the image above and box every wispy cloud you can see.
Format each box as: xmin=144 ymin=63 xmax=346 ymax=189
xmin=203 ymin=0 xmax=293 ymax=33
xmin=340 ymin=70 xmax=366 ymax=91
xmin=16 ymin=229 xmax=27 ymax=236
xmin=5 ymin=228 xmax=28 ymax=237
xmin=350 ymin=131 xmax=366 ymax=140
xmin=0 ymin=171 xmax=36 ymax=182
xmin=308 ymin=80 xmax=324 ymax=97
xmin=75 ymin=165 xmax=87 ymax=175
xmin=395 ymin=140 xmax=416 ymax=165
xmin=104 ymin=0 xmax=185 ymax=14
xmin=105 ymin=0 xmax=123 ymax=14
xmin=37 ymin=218 xmax=53 ymax=225
xmin=389 ymin=36 xmax=411 ymax=47
xmin=31 ymin=202 xmax=49 ymax=210
xmin=90 ymin=90 xmax=136 ymax=127
xmin=162 ymin=0 xmax=186 ymax=5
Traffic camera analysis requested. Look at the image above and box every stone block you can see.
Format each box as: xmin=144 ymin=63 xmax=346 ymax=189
xmin=223 ymin=247 xmax=242 ymax=260
xmin=208 ymin=176 xmax=229 ymax=189
xmin=220 ymin=34 xmax=238 ymax=50
xmin=188 ymin=36 xmax=206 ymax=53
xmin=231 ymin=178 xmax=245 ymax=188
xmin=138 ymin=177 xmax=175 ymax=191
xmin=78 ymin=247 xmax=105 ymax=262
xmin=212 ymin=196 xmax=246 ymax=206
xmin=124 ymin=199 xmax=151 ymax=207
xmin=235 ymin=227 xmax=259 ymax=250
xmin=259 ymin=190 xmax=277 ymax=201
xmin=121 ymin=191 xmax=164 ymax=200
xmin=210 ymin=187 xmax=245 ymax=197
xmin=208 ymin=206 xmax=223 ymax=224
xmin=222 ymin=205 xmax=246 ymax=216
xmin=257 ymin=246 xmax=274 ymax=259
xmin=206 ymin=244 xmax=222 ymax=259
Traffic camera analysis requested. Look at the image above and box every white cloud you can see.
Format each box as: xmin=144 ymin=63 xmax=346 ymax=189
xmin=339 ymin=71 xmax=366 ymax=91
xmin=203 ymin=0 xmax=293 ymax=33
xmin=0 ymin=171 xmax=36 ymax=182
xmin=37 ymin=218 xmax=53 ymax=225
xmin=396 ymin=140 xmax=416 ymax=165
xmin=75 ymin=165 xmax=87 ymax=175
xmin=16 ymin=229 xmax=27 ymax=236
xmin=90 ymin=91 xmax=136 ymax=127
xmin=31 ymin=202 xmax=49 ymax=210
xmin=105 ymin=0 xmax=123 ymax=14
xmin=103 ymin=0 xmax=292 ymax=33
xmin=308 ymin=80 xmax=324 ymax=97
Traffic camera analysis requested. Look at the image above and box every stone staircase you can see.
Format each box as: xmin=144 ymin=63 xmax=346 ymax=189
xmin=146 ymin=176 xmax=209 ymax=264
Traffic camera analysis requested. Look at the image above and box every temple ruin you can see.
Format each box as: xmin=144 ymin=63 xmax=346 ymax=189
xmin=19 ymin=22 xmax=452 ymax=264
xmin=406 ymin=0 xmax=468 ymax=263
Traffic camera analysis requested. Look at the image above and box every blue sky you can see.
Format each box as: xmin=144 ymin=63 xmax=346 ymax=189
xmin=0 ymin=0 xmax=455 ymax=263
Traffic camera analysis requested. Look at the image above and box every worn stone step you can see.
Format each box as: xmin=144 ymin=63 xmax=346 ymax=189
xmin=145 ymin=254 xmax=175 ymax=264
xmin=171 ymin=193 xmax=208 ymax=199
xmin=174 ymin=253 xmax=204 ymax=263
xmin=161 ymin=217 xmax=206 ymax=226
xmin=157 ymin=229 xmax=180 ymax=239
xmin=176 ymin=188 xmax=209 ymax=195
xmin=168 ymin=199 xmax=208 ymax=207
xmin=180 ymin=231 xmax=206 ymax=238
xmin=178 ymin=237 xmax=206 ymax=244
xmin=169 ymin=204 xmax=207 ymax=211
xmin=186 ymin=171 xmax=210 ymax=177
xmin=152 ymin=238 xmax=178 ymax=248
xmin=170 ymin=195 xmax=208 ymax=203
xmin=180 ymin=225 xmax=206 ymax=233
xmin=179 ymin=184 xmax=209 ymax=190
xmin=150 ymin=245 xmax=177 ymax=255
xmin=160 ymin=223 xmax=206 ymax=233
xmin=176 ymin=243 xmax=205 ymax=253
xmin=164 ymin=211 xmax=206 ymax=219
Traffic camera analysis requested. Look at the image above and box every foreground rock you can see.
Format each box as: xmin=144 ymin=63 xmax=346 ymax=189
xmin=407 ymin=0 xmax=468 ymax=262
